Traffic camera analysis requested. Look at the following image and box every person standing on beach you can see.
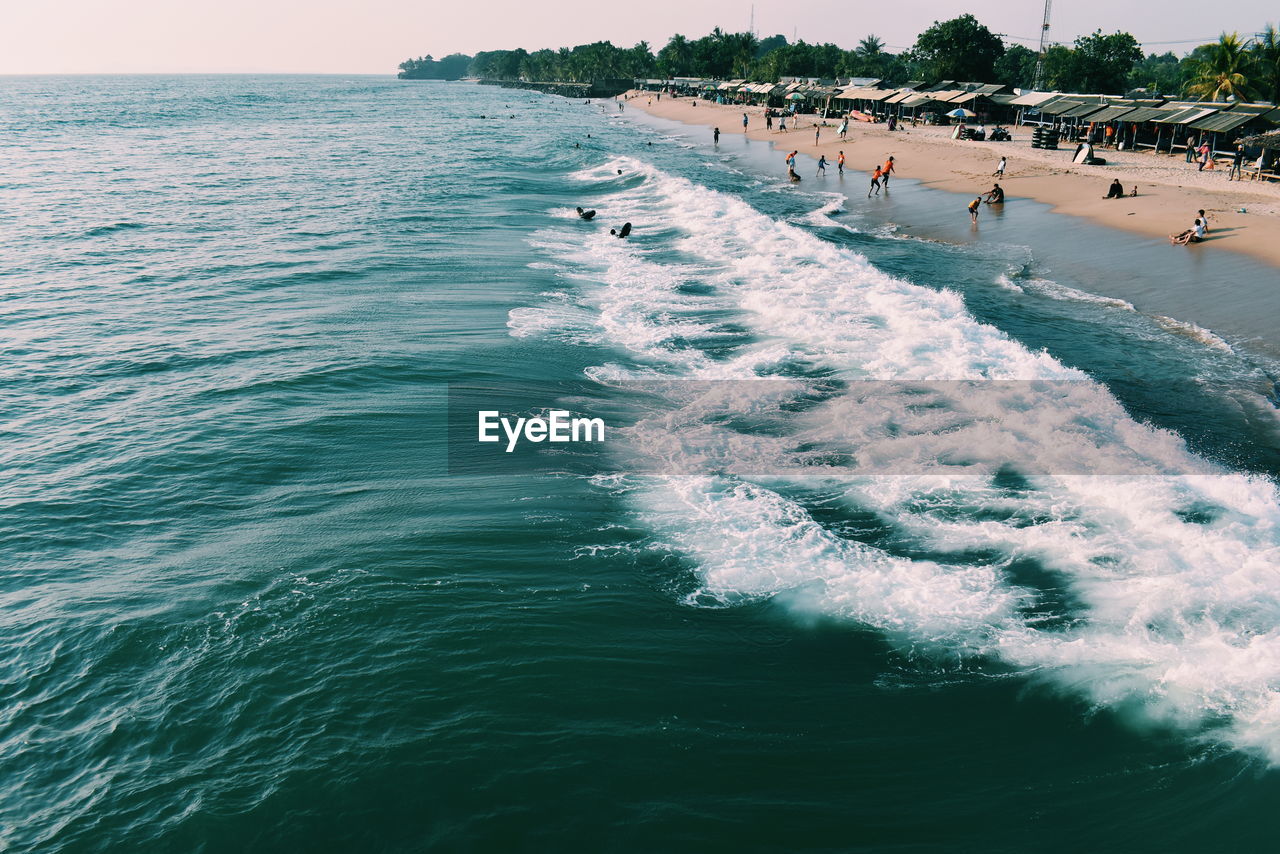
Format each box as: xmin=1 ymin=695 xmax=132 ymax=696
xmin=779 ymin=116 xmax=787 ymax=132
xmin=815 ymin=126 xmax=821 ymax=145
xmin=882 ymin=156 xmax=895 ymax=188
xmin=743 ymin=112 xmax=749 ymax=130
xmin=868 ymin=165 xmax=883 ymax=197
xmin=1185 ymin=135 xmax=1196 ymax=163
xmin=713 ymin=127 xmax=720 ymax=143
xmin=839 ymin=119 xmax=848 ymax=140
xmin=837 ymin=150 xmax=845 ymax=175
xmin=1197 ymin=141 xmax=1211 ymax=171
xmin=1229 ymin=145 xmax=1246 ymax=180
xmin=817 ymin=155 xmax=828 ymax=176
xmin=785 ymin=150 xmax=798 ymax=173
xmin=968 ymin=197 xmax=982 ymax=224
xmin=993 ymin=156 xmax=1006 ymax=177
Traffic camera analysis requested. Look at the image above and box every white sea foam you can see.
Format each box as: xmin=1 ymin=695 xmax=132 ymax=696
xmin=1153 ymin=315 xmax=1234 ymax=352
xmin=522 ymin=155 xmax=1280 ymax=761
xmin=1023 ymin=278 xmax=1137 ymax=311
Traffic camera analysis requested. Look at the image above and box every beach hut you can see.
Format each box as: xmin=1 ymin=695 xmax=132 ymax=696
xmin=1189 ymin=104 xmax=1280 ymax=158
xmin=1235 ymin=128 xmax=1280 ymax=179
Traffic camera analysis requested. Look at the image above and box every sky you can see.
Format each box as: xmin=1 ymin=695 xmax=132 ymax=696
xmin=1 ymin=0 xmax=1276 ymax=74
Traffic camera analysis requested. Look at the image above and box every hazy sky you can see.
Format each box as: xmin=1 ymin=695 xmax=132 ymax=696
xmin=2 ymin=0 xmax=1276 ymax=74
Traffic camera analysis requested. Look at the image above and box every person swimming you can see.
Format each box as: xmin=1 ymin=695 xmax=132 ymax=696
xmin=610 ymin=222 xmax=632 ymax=238
xmin=576 ymin=207 xmax=596 ymax=220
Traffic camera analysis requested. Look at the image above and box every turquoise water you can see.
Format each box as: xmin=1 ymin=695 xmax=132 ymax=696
xmin=4 ymin=75 xmax=1280 ymax=852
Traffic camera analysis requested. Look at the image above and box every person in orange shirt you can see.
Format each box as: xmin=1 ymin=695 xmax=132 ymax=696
xmin=837 ymin=150 xmax=845 ymax=176
xmin=868 ymin=165 xmax=883 ymax=197
xmin=882 ymin=156 xmax=896 ymax=188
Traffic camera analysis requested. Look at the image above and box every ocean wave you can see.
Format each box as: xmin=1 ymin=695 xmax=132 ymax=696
xmin=521 ymin=154 xmax=1280 ymax=762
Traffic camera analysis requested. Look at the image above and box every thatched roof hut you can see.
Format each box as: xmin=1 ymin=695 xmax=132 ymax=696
xmin=1239 ymin=129 xmax=1280 ymax=149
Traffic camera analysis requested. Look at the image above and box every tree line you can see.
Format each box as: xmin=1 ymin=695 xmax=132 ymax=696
xmin=399 ymin=16 xmax=1280 ymax=103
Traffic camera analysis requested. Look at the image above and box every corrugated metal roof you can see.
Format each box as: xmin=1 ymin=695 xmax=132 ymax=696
xmin=1191 ymin=110 xmax=1264 ymax=132
xmin=1036 ymin=98 xmax=1085 ymax=115
xmin=1153 ymin=106 xmax=1219 ymax=124
xmin=1008 ymin=91 xmax=1058 ymax=106
xmin=1063 ymin=102 xmax=1109 ymax=118
xmin=1121 ymin=106 xmax=1172 ymax=122
xmin=1088 ymin=106 xmax=1139 ymax=122
xmin=883 ymin=90 xmax=916 ymax=104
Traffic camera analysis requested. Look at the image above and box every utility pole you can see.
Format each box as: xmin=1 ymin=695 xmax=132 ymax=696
xmin=1033 ymin=0 xmax=1052 ymax=90
xmin=749 ymin=4 xmax=755 ymax=37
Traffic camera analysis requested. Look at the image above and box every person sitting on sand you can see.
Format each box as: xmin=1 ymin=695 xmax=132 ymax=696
xmin=984 ymin=184 xmax=1004 ymax=204
xmin=610 ymin=222 xmax=633 ymax=238
xmin=1104 ymin=179 xmax=1124 ymax=199
xmin=868 ymin=165 xmax=883 ymax=197
xmin=1170 ymin=217 xmax=1206 ymax=245
xmin=968 ymin=197 xmax=982 ymax=224
xmin=576 ymin=207 xmax=596 ymax=220
xmin=1197 ymin=209 xmax=1211 ymax=233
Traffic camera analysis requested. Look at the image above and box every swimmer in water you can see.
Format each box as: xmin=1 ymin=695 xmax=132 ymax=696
xmin=610 ymin=222 xmax=633 ymax=238
xmin=576 ymin=207 xmax=596 ymax=220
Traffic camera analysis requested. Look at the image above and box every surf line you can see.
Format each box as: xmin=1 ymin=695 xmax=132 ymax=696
xmin=477 ymin=410 xmax=607 ymax=452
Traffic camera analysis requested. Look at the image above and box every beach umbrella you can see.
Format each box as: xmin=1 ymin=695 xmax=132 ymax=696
xmin=946 ymin=108 xmax=976 ymax=118
xmin=787 ymin=92 xmax=806 ymax=100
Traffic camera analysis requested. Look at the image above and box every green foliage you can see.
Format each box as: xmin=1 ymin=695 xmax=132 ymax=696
xmin=1127 ymin=52 xmax=1184 ymax=95
xmin=755 ymin=35 xmax=788 ymax=58
xmin=472 ymin=41 xmax=655 ymax=82
xmin=404 ymin=17 xmax=1279 ymax=106
xmin=398 ymin=53 xmax=472 ymax=80
xmin=1252 ymin=24 xmax=1280 ymax=104
xmin=1037 ymin=31 xmax=1141 ymax=93
xmin=1186 ymin=32 xmax=1256 ymax=100
xmin=1070 ymin=31 xmax=1143 ymax=93
xmin=993 ymin=44 xmax=1037 ymax=89
xmin=911 ymin=14 xmax=1004 ymax=82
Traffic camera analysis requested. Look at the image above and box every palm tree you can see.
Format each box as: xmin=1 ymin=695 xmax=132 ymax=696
xmin=1252 ymin=24 xmax=1280 ymax=105
xmin=1186 ymin=32 xmax=1257 ymax=101
xmin=856 ymin=35 xmax=885 ymax=59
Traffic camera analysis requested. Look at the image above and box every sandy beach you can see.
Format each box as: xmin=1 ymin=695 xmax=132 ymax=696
xmin=625 ymin=92 xmax=1280 ymax=268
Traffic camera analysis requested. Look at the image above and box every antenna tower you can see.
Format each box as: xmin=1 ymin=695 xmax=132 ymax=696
xmin=1033 ymin=0 xmax=1053 ymax=89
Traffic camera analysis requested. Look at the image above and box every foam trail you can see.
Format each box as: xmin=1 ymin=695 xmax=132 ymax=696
xmin=524 ymin=156 xmax=1280 ymax=762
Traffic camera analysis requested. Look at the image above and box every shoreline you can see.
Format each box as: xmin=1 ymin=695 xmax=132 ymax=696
xmin=623 ymin=92 xmax=1280 ymax=270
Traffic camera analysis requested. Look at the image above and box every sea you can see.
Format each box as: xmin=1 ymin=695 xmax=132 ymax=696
xmin=4 ymin=74 xmax=1280 ymax=852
